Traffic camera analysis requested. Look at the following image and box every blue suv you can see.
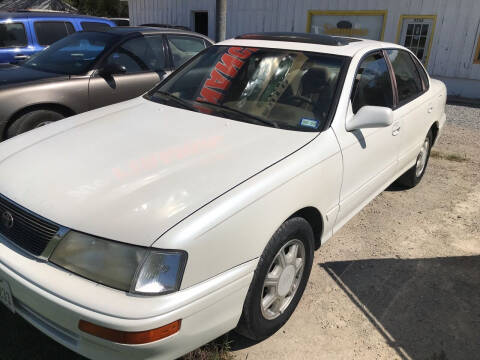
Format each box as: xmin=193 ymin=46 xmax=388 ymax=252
xmin=0 ymin=11 xmax=115 ymax=64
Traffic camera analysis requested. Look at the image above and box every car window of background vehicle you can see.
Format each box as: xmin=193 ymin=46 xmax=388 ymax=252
xmin=22 ymin=32 xmax=117 ymax=75
xmin=0 ymin=23 xmax=28 ymax=48
xmin=81 ymin=22 xmax=111 ymax=31
xmin=387 ymin=49 xmax=423 ymax=104
xmin=34 ymin=21 xmax=75 ymax=47
xmin=351 ymin=52 xmax=394 ymax=113
xmin=167 ymin=35 xmax=207 ymax=67
xmin=105 ymin=36 xmax=165 ymax=73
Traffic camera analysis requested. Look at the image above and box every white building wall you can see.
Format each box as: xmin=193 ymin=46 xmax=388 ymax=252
xmin=128 ymin=0 xmax=480 ymax=99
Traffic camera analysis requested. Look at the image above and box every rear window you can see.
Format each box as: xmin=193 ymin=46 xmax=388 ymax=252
xmin=34 ymin=21 xmax=75 ymax=46
xmin=0 ymin=23 xmax=28 ymax=48
xmin=81 ymin=22 xmax=111 ymax=31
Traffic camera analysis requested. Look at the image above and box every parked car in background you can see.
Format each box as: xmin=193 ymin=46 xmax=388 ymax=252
xmin=110 ymin=18 xmax=130 ymax=26
xmin=0 ymin=11 xmax=115 ymax=64
xmin=0 ymin=27 xmax=213 ymax=139
xmin=0 ymin=33 xmax=446 ymax=359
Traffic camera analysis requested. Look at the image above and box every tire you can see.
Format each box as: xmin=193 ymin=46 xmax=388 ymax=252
xmin=236 ymin=217 xmax=314 ymax=341
xmin=395 ymin=130 xmax=433 ymax=188
xmin=7 ymin=110 xmax=65 ymax=139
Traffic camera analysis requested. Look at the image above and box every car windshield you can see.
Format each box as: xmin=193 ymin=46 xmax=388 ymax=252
xmin=22 ymin=32 xmax=118 ymax=75
xmin=148 ymin=45 xmax=346 ymax=131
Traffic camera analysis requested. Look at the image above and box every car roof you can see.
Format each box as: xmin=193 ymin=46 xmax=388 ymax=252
xmin=99 ymin=26 xmax=213 ymax=42
xmin=220 ymin=32 xmax=403 ymax=58
xmin=0 ymin=11 xmax=111 ymax=21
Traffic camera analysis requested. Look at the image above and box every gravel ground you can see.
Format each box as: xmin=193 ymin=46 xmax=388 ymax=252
xmin=1 ymin=104 xmax=479 ymax=360
xmin=445 ymin=102 xmax=480 ymax=130
xmin=232 ymin=105 xmax=480 ymax=360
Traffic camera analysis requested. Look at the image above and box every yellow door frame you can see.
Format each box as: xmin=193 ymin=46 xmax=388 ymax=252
xmin=306 ymin=10 xmax=388 ymax=40
xmin=396 ymin=15 xmax=437 ymax=66
xmin=474 ymin=35 xmax=480 ymax=64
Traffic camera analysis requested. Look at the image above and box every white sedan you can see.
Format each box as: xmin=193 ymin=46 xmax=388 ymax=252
xmin=0 ymin=33 xmax=446 ymax=359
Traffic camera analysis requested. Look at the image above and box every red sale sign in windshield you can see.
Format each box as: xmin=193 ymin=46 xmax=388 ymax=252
xmin=197 ymin=47 xmax=258 ymax=104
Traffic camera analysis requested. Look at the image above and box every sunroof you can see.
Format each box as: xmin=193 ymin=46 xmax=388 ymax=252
xmin=235 ymin=32 xmax=362 ymax=46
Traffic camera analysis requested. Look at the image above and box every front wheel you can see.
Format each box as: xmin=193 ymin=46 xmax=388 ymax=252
xmin=236 ymin=217 xmax=314 ymax=341
xmin=395 ymin=130 xmax=433 ymax=188
xmin=7 ymin=109 xmax=65 ymax=139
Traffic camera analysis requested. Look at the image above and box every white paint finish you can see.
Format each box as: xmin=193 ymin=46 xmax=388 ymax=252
xmin=0 ymin=98 xmax=316 ymax=247
xmin=128 ymin=0 xmax=480 ymax=84
xmin=0 ymin=248 xmax=254 ymax=359
xmin=0 ymin=38 xmax=447 ymax=359
xmin=156 ymin=129 xmax=343 ymax=288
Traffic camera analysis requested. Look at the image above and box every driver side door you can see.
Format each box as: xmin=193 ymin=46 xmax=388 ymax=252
xmin=88 ymin=35 xmax=167 ymax=110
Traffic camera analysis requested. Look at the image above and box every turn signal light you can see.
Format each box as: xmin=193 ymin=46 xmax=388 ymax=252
xmin=78 ymin=319 xmax=181 ymax=344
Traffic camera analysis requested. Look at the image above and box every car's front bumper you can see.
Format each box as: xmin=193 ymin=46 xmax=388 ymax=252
xmin=0 ymin=236 xmax=256 ymax=360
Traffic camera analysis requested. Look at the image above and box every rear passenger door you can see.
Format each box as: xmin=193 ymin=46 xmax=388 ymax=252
xmin=386 ymin=49 xmax=431 ymax=173
xmin=166 ymin=34 xmax=209 ymax=69
xmin=88 ymin=35 xmax=167 ymax=110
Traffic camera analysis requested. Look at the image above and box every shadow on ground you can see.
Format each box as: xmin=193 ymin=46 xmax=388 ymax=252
xmin=2 ymin=256 xmax=479 ymax=360
xmin=322 ymin=256 xmax=480 ymax=360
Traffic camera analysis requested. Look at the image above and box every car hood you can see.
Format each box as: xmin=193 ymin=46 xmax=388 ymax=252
xmin=0 ymin=98 xmax=316 ymax=247
xmin=0 ymin=63 xmax=67 ymax=87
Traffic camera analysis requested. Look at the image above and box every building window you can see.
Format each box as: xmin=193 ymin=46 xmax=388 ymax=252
xmin=474 ymin=36 xmax=480 ymax=64
xmin=396 ymin=15 xmax=437 ymax=65
xmin=306 ymin=10 xmax=387 ymax=41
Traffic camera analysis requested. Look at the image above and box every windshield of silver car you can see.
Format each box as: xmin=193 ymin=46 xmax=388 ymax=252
xmin=148 ymin=46 xmax=346 ymax=132
xmin=22 ymin=32 xmax=118 ymax=75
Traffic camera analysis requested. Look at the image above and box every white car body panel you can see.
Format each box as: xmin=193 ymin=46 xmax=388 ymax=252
xmin=0 ymin=36 xmax=447 ymax=360
xmin=0 ymin=98 xmax=316 ymax=246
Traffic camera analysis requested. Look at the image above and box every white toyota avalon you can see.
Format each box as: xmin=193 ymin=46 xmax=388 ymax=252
xmin=0 ymin=32 xmax=446 ymax=359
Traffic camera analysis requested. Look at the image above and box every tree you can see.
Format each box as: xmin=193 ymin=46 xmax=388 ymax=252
xmin=65 ymin=0 xmax=128 ymax=17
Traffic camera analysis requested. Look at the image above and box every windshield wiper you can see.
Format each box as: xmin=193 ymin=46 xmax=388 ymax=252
xmin=151 ymin=91 xmax=199 ymax=112
xmin=195 ymin=100 xmax=279 ymax=128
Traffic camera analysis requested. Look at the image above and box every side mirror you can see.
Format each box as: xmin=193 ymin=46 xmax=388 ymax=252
xmin=346 ymin=106 xmax=393 ymax=131
xmin=98 ymin=63 xmax=127 ymax=77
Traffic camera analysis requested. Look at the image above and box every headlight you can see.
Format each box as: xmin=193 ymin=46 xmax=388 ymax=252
xmin=49 ymin=231 xmax=187 ymax=295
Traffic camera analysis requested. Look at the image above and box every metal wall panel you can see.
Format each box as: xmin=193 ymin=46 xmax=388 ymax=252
xmin=128 ymin=0 xmax=480 ymax=81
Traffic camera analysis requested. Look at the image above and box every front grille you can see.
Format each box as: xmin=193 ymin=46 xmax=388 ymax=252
xmin=0 ymin=195 xmax=59 ymax=256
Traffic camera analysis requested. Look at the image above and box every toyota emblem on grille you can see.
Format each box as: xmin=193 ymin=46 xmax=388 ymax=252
xmin=1 ymin=211 xmax=14 ymax=229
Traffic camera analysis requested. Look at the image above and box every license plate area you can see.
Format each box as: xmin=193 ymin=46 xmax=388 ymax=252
xmin=0 ymin=279 xmax=15 ymax=313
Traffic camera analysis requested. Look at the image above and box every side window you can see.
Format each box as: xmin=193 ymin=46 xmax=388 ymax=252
xmin=351 ymin=52 xmax=393 ymax=114
xmin=167 ymin=35 xmax=207 ymax=68
xmin=104 ymin=37 xmax=156 ymax=74
xmin=386 ymin=50 xmax=423 ymax=104
xmin=34 ymin=22 xmax=74 ymax=46
xmin=411 ymin=54 xmax=429 ymax=91
xmin=81 ymin=22 xmax=111 ymax=31
xmin=0 ymin=23 xmax=28 ymax=48
xmin=144 ymin=35 xmax=167 ymax=72
xmin=65 ymin=22 xmax=75 ymax=35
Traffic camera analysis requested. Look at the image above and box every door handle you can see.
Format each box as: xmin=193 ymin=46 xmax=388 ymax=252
xmin=392 ymin=126 xmax=401 ymax=136
xmin=428 ymin=107 xmax=433 ymax=114
xmin=13 ymin=54 xmax=28 ymax=61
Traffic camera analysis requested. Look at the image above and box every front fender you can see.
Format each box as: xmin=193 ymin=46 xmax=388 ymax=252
xmin=153 ymin=128 xmax=343 ymax=289
xmin=0 ymin=78 xmax=90 ymax=139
